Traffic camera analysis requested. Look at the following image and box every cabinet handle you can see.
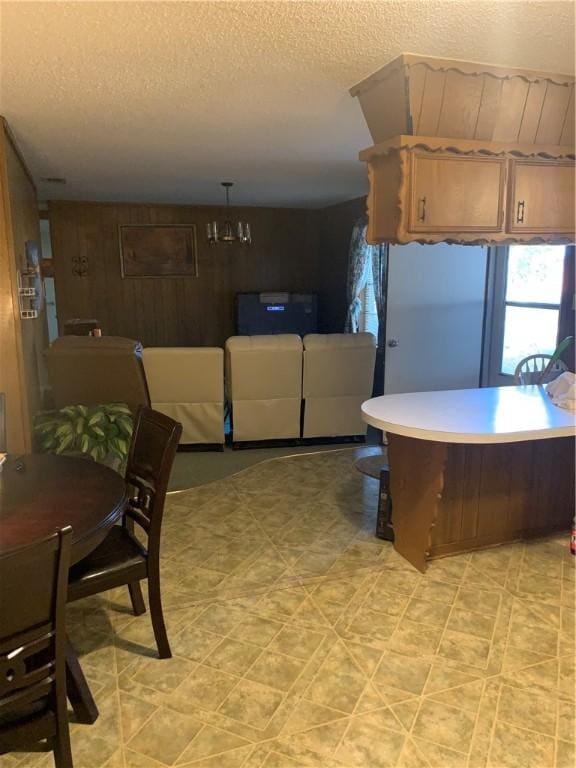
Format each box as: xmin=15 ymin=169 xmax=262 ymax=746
xmin=516 ymin=200 xmax=525 ymax=224
xmin=418 ymin=196 xmax=427 ymax=222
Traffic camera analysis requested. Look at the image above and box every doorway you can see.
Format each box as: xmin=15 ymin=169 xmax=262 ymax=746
xmin=483 ymin=244 xmax=567 ymax=386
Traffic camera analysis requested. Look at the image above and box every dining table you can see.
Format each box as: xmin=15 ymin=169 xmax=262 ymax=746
xmin=0 ymin=453 xmax=127 ymax=723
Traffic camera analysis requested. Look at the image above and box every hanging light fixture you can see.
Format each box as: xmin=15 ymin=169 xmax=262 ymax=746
xmin=207 ymin=182 xmax=251 ymax=245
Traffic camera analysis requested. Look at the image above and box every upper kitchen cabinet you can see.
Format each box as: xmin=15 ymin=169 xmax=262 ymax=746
xmin=507 ymin=160 xmax=575 ymax=234
xmin=362 ymin=137 xmax=574 ymax=245
xmin=352 ymin=54 xmax=575 ymax=245
xmin=407 ymin=154 xmax=505 ymax=234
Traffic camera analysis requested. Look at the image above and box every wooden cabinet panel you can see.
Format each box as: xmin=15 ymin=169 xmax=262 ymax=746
xmin=508 ymin=160 xmax=575 ymax=234
xmin=408 ymin=154 xmax=506 ymax=233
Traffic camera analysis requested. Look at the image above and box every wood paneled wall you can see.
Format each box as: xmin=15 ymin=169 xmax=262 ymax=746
xmin=49 ymin=201 xmax=323 ymax=347
xmin=0 ymin=119 xmax=46 ymax=452
xmin=318 ymin=196 xmax=366 ymax=332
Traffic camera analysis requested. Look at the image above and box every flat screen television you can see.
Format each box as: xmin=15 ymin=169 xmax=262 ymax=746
xmin=236 ymin=292 xmax=318 ymax=336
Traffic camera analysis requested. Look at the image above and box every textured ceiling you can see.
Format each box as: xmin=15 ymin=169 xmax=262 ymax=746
xmin=1 ymin=1 xmax=574 ymax=208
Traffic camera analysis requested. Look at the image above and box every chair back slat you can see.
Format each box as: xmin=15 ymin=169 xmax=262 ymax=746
xmin=0 ymin=528 xmax=71 ymax=722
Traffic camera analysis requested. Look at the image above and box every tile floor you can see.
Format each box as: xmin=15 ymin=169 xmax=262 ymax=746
xmin=4 ymin=449 xmax=575 ymax=768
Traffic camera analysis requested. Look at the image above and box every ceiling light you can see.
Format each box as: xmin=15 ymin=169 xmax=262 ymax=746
xmin=207 ymin=182 xmax=251 ymax=245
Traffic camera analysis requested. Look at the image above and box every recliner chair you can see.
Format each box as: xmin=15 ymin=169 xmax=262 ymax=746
xmin=45 ymin=336 xmax=150 ymax=415
xmin=225 ymin=334 xmax=303 ymax=442
xmin=302 ymin=332 xmax=376 ymax=438
xmin=143 ymin=347 xmax=224 ymax=445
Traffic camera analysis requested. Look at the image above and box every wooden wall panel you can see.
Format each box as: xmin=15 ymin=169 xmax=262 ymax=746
xmin=417 ymin=69 xmax=446 ymax=136
xmin=536 ymin=83 xmax=572 ymax=144
xmin=318 ymin=196 xmax=366 ymax=333
xmin=436 ymin=71 xmax=484 ymax=139
xmin=560 ymin=86 xmax=575 ymax=146
xmin=49 ymin=201 xmax=323 ymax=347
xmin=474 ymin=77 xmax=503 ymax=140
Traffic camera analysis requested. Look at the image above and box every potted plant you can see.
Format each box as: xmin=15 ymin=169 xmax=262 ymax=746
xmin=34 ymin=403 xmax=133 ymax=473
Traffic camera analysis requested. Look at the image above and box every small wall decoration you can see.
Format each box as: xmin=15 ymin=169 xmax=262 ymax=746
xmin=119 ymin=225 xmax=198 ymax=278
xmin=72 ymin=255 xmax=89 ymax=276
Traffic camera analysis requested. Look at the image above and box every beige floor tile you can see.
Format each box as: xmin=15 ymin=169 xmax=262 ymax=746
xmin=175 ymin=724 xmax=250 ymax=764
xmin=412 ymin=698 xmax=476 ymax=753
xmin=373 ymin=653 xmax=432 ymax=696
xmin=169 ymin=664 xmax=239 ymax=713
xmin=127 ymin=706 xmax=203 ymax=764
xmin=454 ymin=586 xmax=501 ymax=616
xmin=267 ymin=625 xmax=325 ymax=660
xmin=130 ymin=655 xmax=196 ymax=693
xmin=170 ymin=623 xmax=222 ymax=661
xmin=203 ymin=637 xmax=263 ymax=676
xmin=403 ymin=597 xmax=452 ymax=627
xmin=219 ymin=678 xmax=285 ymax=730
xmin=488 ymin=722 xmax=555 ymax=768
xmin=388 ymin=619 xmax=444 ymax=658
xmin=245 ymin=650 xmax=306 ymax=692
xmin=446 ymin=607 xmax=497 ymax=640
xmin=557 ymin=740 xmax=576 ymax=768
xmin=438 ymin=629 xmax=491 ymax=670
xmin=497 ymin=684 xmax=558 ymax=736
xmin=335 ymin=712 xmax=406 ymax=767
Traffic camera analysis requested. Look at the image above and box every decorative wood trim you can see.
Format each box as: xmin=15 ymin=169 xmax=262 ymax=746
xmin=359 ymin=134 xmax=576 ymax=162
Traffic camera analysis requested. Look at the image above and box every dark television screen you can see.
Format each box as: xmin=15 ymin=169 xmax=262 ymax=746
xmin=236 ymin=292 xmax=318 ymax=335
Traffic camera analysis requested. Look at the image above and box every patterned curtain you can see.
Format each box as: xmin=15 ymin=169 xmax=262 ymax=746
xmin=344 ymin=219 xmax=373 ymax=333
xmin=371 ymin=243 xmax=389 ymax=350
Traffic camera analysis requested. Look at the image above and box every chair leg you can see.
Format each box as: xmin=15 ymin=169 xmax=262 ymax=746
xmin=147 ymin=571 xmax=171 ymax=659
xmin=53 ymin=729 xmax=73 ymax=768
xmin=52 ymin=685 xmax=73 ymax=768
xmin=128 ymin=581 xmax=146 ymax=616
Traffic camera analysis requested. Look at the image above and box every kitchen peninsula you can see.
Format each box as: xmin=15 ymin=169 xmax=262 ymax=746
xmin=362 ymin=385 xmax=576 ymax=572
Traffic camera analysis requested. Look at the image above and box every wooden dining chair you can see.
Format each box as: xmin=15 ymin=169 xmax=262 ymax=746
xmin=0 ymin=527 xmax=73 ymax=768
xmin=68 ymin=407 xmax=182 ymax=659
xmin=514 ymin=353 xmax=568 ymax=384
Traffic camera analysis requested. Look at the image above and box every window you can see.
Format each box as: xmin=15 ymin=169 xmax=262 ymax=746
xmin=500 ymin=245 xmax=564 ymax=375
xmin=485 ymin=244 xmax=566 ymax=385
xmin=358 ymin=258 xmax=379 ymax=339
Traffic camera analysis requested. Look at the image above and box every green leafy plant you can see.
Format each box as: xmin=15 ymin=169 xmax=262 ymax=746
xmin=34 ymin=403 xmax=133 ymax=472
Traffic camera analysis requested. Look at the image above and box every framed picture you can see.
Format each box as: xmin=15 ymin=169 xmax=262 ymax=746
xmin=119 ymin=225 xmax=198 ymax=278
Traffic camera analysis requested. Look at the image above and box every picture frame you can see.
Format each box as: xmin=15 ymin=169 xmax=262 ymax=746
xmin=119 ymin=224 xmax=198 ymax=278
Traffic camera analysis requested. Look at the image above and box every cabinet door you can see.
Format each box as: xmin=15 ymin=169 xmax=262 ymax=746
xmin=408 ymin=154 xmax=506 ymax=233
xmin=507 ymin=161 xmax=575 ymax=234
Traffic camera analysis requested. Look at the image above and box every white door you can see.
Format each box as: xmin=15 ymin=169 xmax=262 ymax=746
xmin=384 ymin=242 xmax=487 ymax=394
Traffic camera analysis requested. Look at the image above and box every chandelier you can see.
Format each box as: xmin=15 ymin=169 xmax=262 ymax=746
xmin=207 ymin=182 xmax=251 ymax=245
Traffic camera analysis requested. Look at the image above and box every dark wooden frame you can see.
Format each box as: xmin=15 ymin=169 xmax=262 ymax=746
xmin=118 ymin=224 xmax=198 ymax=278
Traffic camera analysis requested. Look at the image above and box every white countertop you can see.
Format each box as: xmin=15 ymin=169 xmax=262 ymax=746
xmin=362 ymin=385 xmax=576 ymax=444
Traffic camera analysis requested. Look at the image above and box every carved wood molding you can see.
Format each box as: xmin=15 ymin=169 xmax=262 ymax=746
xmin=360 ymin=135 xmax=576 ymax=162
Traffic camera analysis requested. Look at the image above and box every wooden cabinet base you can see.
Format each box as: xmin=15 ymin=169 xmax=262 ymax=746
xmin=387 ymin=433 xmax=575 ymax=573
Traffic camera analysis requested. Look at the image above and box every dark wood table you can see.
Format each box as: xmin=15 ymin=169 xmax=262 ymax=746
xmin=0 ymin=453 xmax=127 ymax=723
